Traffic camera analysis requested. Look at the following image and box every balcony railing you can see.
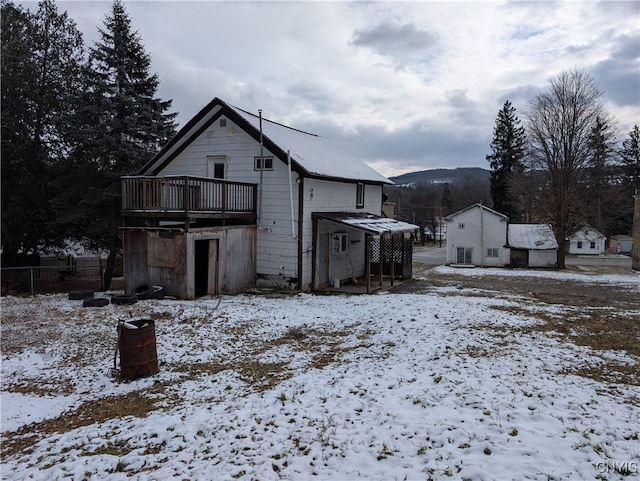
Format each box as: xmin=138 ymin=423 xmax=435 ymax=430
xmin=122 ymin=176 xmax=257 ymax=217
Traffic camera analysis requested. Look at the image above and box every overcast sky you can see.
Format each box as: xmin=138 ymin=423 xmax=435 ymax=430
xmin=48 ymin=1 xmax=640 ymax=176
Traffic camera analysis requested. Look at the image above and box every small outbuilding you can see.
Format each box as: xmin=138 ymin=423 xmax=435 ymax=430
xmin=507 ymin=224 xmax=558 ymax=268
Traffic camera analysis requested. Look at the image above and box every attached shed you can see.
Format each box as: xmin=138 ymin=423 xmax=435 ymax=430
xmin=311 ymin=212 xmax=418 ymax=293
xmin=507 ymin=224 xmax=558 ymax=268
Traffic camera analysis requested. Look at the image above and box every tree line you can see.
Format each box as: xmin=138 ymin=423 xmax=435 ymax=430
xmin=1 ymin=0 xmax=177 ymax=287
xmin=3 ymin=2 xmax=638 ymax=277
xmin=390 ymin=69 xmax=639 ymax=269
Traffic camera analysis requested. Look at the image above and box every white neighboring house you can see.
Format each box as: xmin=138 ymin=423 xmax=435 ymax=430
xmin=444 ymin=204 xmax=509 ymax=267
xmin=568 ymin=225 xmax=606 ymax=255
xmin=507 ymin=224 xmax=558 ymax=268
xmin=121 ymin=97 xmax=417 ymax=297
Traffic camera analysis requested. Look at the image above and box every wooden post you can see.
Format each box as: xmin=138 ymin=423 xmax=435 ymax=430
xmin=366 ymin=234 xmax=371 ymax=294
xmin=390 ymin=233 xmax=395 ymax=287
xmin=633 ymin=192 xmax=640 ymax=271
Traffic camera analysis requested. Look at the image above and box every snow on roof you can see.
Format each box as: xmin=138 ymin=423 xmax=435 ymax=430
xmin=228 ymin=104 xmax=391 ymax=184
xmin=444 ymin=203 xmax=509 ymax=221
xmin=314 ymin=212 xmax=419 ymax=234
xmin=508 ymin=224 xmax=558 ymax=250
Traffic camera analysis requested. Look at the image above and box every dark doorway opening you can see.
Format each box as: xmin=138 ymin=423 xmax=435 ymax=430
xmin=194 ymin=240 xmax=209 ymax=297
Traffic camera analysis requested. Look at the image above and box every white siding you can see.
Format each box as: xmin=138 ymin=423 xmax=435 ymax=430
xmin=300 ymin=178 xmax=382 ymax=288
xmin=157 ymin=115 xmax=383 ymax=289
xmin=529 ymin=250 xmax=557 ymax=267
xmin=568 ymin=228 xmax=606 ymax=255
xmin=446 ymin=206 xmax=508 ymax=267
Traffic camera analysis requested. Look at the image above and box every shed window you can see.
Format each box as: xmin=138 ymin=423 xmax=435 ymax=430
xmin=356 ymin=183 xmax=365 ymax=208
xmin=254 ymin=156 xmax=273 ymax=171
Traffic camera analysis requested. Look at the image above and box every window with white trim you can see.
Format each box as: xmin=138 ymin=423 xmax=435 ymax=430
xmin=356 ymin=183 xmax=365 ymax=208
xmin=206 ymin=155 xmax=227 ymax=179
xmin=486 ymin=248 xmax=499 ymax=258
xmin=254 ymin=156 xmax=273 ymax=171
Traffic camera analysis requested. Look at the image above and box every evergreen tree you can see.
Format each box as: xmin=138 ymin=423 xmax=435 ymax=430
xmin=63 ymin=0 xmax=177 ymax=288
xmin=620 ymin=125 xmax=640 ymax=192
xmin=584 ymin=116 xmax=616 ymax=234
xmin=486 ymin=100 xmax=526 ymax=221
xmin=1 ymin=0 xmax=85 ymax=265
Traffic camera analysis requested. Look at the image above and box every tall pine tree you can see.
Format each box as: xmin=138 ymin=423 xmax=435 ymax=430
xmin=620 ymin=125 xmax=640 ymax=192
xmin=486 ymin=100 xmax=526 ymax=221
xmin=1 ymin=0 xmax=85 ymax=265
xmin=64 ymin=0 xmax=177 ymax=288
xmin=584 ymin=116 xmax=616 ymax=235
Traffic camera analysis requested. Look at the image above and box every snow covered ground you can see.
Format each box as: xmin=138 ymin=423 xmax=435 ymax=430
xmin=1 ymin=267 xmax=639 ymax=480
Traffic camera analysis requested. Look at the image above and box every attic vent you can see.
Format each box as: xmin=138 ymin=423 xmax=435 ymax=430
xmin=220 ymin=118 xmax=227 ymax=127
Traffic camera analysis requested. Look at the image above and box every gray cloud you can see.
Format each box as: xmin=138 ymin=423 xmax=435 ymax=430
xmin=350 ymin=22 xmax=438 ymax=62
xmin=592 ymin=34 xmax=640 ymax=107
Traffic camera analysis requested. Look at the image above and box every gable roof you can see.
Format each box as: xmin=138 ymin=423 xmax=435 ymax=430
xmin=569 ymin=225 xmax=606 ymax=241
xmin=508 ymin=224 xmax=558 ymax=250
xmin=140 ymin=97 xmax=392 ymax=185
xmin=444 ymin=203 xmax=509 ymax=221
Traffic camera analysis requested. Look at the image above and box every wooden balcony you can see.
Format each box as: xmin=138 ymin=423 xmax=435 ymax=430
xmin=121 ymin=176 xmax=257 ymax=226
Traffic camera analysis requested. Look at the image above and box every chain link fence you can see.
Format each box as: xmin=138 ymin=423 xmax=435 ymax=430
xmin=1 ymin=258 xmax=123 ymax=295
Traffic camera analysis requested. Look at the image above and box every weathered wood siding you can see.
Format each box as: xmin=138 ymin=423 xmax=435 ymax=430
xmin=123 ymin=226 xmax=255 ymax=299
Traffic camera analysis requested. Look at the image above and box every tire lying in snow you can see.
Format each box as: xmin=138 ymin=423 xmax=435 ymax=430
xmin=82 ymin=297 xmax=110 ymax=307
xmin=151 ymin=286 xmax=166 ymax=299
xmin=111 ymin=294 xmax=138 ymax=305
xmin=69 ymin=290 xmax=94 ymax=300
xmin=133 ymin=285 xmax=153 ymax=300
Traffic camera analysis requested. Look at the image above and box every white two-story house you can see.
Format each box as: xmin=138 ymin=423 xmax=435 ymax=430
xmin=121 ymin=97 xmax=417 ymax=298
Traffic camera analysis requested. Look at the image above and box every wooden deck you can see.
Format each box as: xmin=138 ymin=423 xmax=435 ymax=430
xmin=121 ymin=176 xmax=257 ymax=224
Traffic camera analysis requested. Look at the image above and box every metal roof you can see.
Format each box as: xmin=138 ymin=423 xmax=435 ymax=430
xmin=313 ymin=212 xmax=419 ymax=235
xmin=508 ymin=224 xmax=558 ymax=250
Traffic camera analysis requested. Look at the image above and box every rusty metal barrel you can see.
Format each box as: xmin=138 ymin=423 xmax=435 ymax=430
xmin=117 ymin=319 xmax=158 ymax=380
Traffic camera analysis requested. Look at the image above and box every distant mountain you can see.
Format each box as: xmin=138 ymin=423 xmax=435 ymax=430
xmin=389 ymin=167 xmax=490 ymax=186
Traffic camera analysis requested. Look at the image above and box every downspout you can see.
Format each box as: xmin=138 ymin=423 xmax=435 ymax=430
xmin=480 ymin=203 xmax=484 ymax=268
xmin=258 ymin=109 xmax=264 ymax=227
xmin=287 ymin=150 xmax=296 ymax=238
xmin=297 ymin=176 xmax=304 ymax=290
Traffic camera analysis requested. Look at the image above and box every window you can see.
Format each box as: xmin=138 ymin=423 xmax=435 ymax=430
xmin=356 ymin=183 xmax=365 ymax=208
xmin=590 ymin=241 xmax=596 ymax=249
xmin=332 ymin=233 xmax=348 ymax=255
xmin=458 ymin=222 xmax=465 ymax=230
xmin=577 ymin=241 xmax=583 ymax=249
xmin=254 ymin=156 xmax=273 ymax=171
xmin=206 ymin=155 xmax=227 ymax=179
xmin=220 ymin=118 xmax=227 ymax=127
xmin=486 ymin=248 xmax=499 ymax=258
